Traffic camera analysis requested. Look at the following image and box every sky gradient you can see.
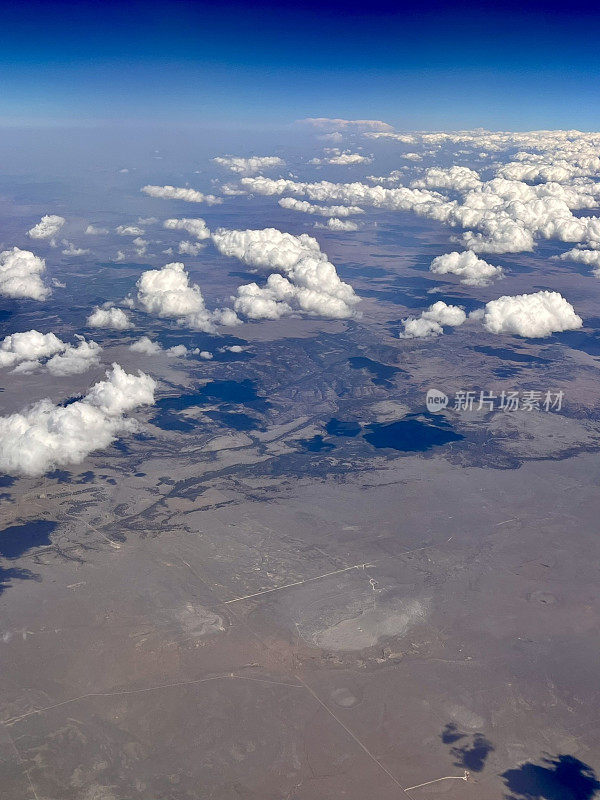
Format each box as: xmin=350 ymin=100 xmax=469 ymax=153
xmin=2 ymin=0 xmax=600 ymax=129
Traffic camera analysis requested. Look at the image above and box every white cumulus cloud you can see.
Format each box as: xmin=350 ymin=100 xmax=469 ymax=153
xmin=278 ymin=197 xmax=364 ymax=217
xmin=315 ymin=218 xmax=359 ymax=231
xmin=116 ymin=225 xmax=145 ymax=236
xmin=163 ymin=218 xmax=211 ymax=239
xmin=134 ymin=262 xmax=238 ymax=331
xmin=28 ymin=215 xmax=66 ymax=241
xmin=213 ymin=156 xmax=285 ymax=175
xmin=483 ymin=291 xmax=583 ymax=337
xmin=430 ymin=251 xmax=504 ymax=286
xmin=0 ymin=247 xmax=50 ymax=300
xmin=1 ymin=330 xmax=101 ymax=375
xmin=87 ymin=305 xmax=132 ymax=330
xmin=310 ymin=150 xmax=372 ymax=166
xmin=0 ymin=364 xmax=156 ymax=475
xmin=141 ymin=185 xmax=222 ymax=205
xmin=129 ymin=337 xmax=190 ymax=357
xmin=212 ymin=228 xmax=360 ymax=320
xmin=0 ymin=330 xmax=65 ymax=368
xmin=400 ymin=301 xmax=467 ymax=338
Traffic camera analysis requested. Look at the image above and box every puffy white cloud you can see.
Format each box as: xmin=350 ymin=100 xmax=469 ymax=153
xmin=400 ymin=317 xmax=443 ymax=338
xmin=366 ymin=169 xmax=406 ymax=185
xmin=134 ymin=261 xmax=238 ymax=331
xmin=129 ymin=337 xmax=188 ymax=357
xmin=1 ymin=331 xmax=100 ymax=376
xmin=212 ymin=228 xmax=360 ymax=320
xmin=213 ymin=156 xmax=285 ymax=175
xmin=130 ymin=337 xmax=162 ymax=355
xmin=136 ymin=262 xmax=207 ymax=318
xmin=43 ymin=338 xmax=101 ymax=376
xmin=0 ymin=330 xmax=65 ymax=368
xmin=430 ymin=250 xmax=504 ymax=286
xmin=0 ymin=247 xmax=50 ymax=300
xmin=423 ymin=301 xmax=467 ymax=327
xmin=61 ymin=241 xmax=90 ymax=256
xmin=163 ymin=218 xmax=211 ymax=239
xmin=278 ymin=197 xmax=363 ymax=217
xmin=178 ymin=241 xmax=204 ymax=256
xmin=129 ymin=337 xmax=212 ymax=359
xmin=243 ymin=172 xmax=600 ymax=256
xmin=0 ymin=364 xmax=156 ymax=476
xmin=411 ymin=166 xmax=482 ymax=192
xmin=27 ymin=215 xmax=65 ymax=240
xmin=141 ymin=185 xmax=222 ymax=205
xmin=132 ymin=237 xmax=148 ymax=256
xmin=400 ymin=301 xmax=466 ymax=338
xmin=483 ymin=290 xmax=583 ymax=337
xmin=116 ymin=225 xmax=145 ymax=236
xmin=240 ymin=176 xmax=446 ymax=213
xmin=85 ymin=224 xmax=109 ymax=235
xmin=87 ymin=305 xmax=132 ymax=330
xmin=220 ymin=184 xmax=247 ymax=196
xmin=315 ymin=218 xmax=358 ymax=231
xmin=310 ymin=150 xmax=372 ymax=166
xmin=497 ymin=152 xmax=600 ymax=184
xmin=559 ymin=247 xmax=600 ymax=276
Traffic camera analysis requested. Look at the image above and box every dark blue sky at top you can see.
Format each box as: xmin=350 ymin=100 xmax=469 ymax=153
xmin=1 ymin=0 xmax=600 ymax=129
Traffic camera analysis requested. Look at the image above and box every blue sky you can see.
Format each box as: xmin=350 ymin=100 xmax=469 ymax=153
xmin=2 ymin=0 xmax=600 ymax=129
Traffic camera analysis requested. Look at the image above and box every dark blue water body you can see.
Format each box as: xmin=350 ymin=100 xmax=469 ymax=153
xmin=299 ymin=435 xmax=335 ymax=453
xmin=152 ymin=380 xmax=268 ymax=431
xmin=348 ymin=356 xmax=405 ymax=388
xmin=502 ymin=755 xmax=600 ymax=800
xmin=363 ymin=414 xmax=464 ymax=452
xmin=157 ymin=379 xmax=269 ymax=412
xmin=151 ymin=411 xmax=197 ymax=432
xmin=325 ymin=418 xmax=361 ymax=437
xmin=473 ymin=345 xmax=550 ymax=364
xmin=0 ymin=475 xmax=15 ymax=488
xmin=0 ymin=520 xmax=57 ymax=559
xmin=198 ymin=379 xmax=270 ymax=409
xmin=204 ymin=411 xmax=260 ymax=431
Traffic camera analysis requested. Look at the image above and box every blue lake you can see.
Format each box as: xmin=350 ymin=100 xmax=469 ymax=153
xmin=363 ymin=416 xmax=464 ymax=452
xmin=0 ymin=520 xmax=57 ymax=559
xmin=348 ymin=356 xmax=404 ymax=387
